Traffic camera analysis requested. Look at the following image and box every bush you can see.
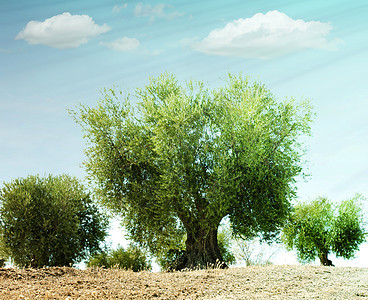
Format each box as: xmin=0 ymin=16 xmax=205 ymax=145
xmin=217 ymin=227 xmax=236 ymax=266
xmin=87 ymin=244 xmax=152 ymax=271
xmin=0 ymin=174 xmax=108 ymax=268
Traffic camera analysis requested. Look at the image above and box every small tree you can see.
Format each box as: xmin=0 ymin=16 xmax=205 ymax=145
xmin=71 ymin=73 xmax=313 ymax=269
xmin=87 ymin=244 xmax=152 ymax=271
xmin=0 ymin=174 xmax=108 ymax=268
xmin=282 ymin=195 xmax=367 ymax=266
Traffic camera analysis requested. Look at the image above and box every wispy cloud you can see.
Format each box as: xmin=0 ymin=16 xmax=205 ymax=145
xmin=0 ymin=48 xmax=12 ymax=53
xmin=113 ymin=3 xmax=128 ymax=13
xmin=134 ymin=3 xmax=185 ymax=22
xmin=100 ymin=37 xmax=140 ymax=52
xmin=15 ymin=12 xmax=111 ymax=49
xmin=193 ymin=10 xmax=340 ymax=59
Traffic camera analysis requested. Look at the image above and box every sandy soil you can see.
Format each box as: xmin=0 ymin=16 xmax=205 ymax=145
xmin=0 ymin=265 xmax=367 ymax=299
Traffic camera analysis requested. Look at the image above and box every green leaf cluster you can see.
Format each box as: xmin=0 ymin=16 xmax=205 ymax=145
xmin=217 ymin=226 xmax=236 ymax=266
xmin=156 ymin=226 xmax=236 ymax=271
xmin=0 ymin=174 xmax=108 ymax=268
xmin=282 ymin=195 xmax=366 ymax=263
xmin=86 ymin=244 xmax=152 ymax=271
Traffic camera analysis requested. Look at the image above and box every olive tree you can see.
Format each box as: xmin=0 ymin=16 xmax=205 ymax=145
xmin=282 ymin=195 xmax=367 ymax=266
xmin=0 ymin=174 xmax=108 ymax=268
xmin=72 ymin=73 xmax=313 ymax=269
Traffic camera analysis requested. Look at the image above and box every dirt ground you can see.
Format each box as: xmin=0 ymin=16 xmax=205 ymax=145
xmin=0 ymin=265 xmax=367 ymax=299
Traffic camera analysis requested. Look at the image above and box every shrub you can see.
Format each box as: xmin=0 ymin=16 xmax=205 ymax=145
xmin=87 ymin=244 xmax=152 ymax=271
xmin=0 ymin=174 xmax=108 ymax=268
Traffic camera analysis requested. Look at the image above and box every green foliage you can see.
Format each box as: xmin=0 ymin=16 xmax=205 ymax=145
xmin=0 ymin=242 xmax=7 ymax=266
xmin=86 ymin=244 xmax=152 ymax=271
xmin=71 ymin=73 xmax=313 ymax=268
xmin=282 ymin=195 xmax=366 ymax=265
xmin=156 ymin=227 xmax=236 ymax=270
xmin=155 ymin=234 xmax=187 ymax=271
xmin=0 ymin=174 xmax=108 ymax=268
xmin=154 ymin=248 xmax=185 ymax=271
xmin=217 ymin=226 xmax=236 ymax=266
xmin=331 ymin=196 xmax=367 ymax=258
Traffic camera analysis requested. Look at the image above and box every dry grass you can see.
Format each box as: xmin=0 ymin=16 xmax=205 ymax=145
xmin=0 ymin=265 xmax=367 ymax=299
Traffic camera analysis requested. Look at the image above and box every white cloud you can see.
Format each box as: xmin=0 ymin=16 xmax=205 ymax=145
xmin=100 ymin=37 xmax=140 ymax=52
xmin=134 ymin=3 xmax=185 ymax=22
xmin=193 ymin=10 xmax=339 ymax=59
xmin=15 ymin=12 xmax=111 ymax=49
xmin=113 ymin=3 xmax=128 ymax=13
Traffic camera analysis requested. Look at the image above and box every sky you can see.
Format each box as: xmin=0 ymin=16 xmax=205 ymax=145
xmin=1 ymin=0 xmax=368 ymax=267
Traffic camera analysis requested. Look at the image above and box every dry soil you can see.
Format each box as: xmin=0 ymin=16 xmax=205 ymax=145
xmin=0 ymin=265 xmax=367 ymax=299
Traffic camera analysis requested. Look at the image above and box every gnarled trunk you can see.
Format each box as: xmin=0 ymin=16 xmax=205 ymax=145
xmin=171 ymin=226 xmax=227 ymax=270
xmin=318 ymin=252 xmax=334 ymax=266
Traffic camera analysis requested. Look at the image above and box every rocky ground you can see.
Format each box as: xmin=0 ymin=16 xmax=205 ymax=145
xmin=0 ymin=265 xmax=367 ymax=299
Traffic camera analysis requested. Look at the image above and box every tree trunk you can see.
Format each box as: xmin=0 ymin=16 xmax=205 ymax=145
xmin=171 ymin=226 xmax=227 ymax=270
xmin=318 ymin=252 xmax=334 ymax=266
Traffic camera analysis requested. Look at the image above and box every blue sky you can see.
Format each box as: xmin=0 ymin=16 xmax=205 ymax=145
xmin=1 ymin=0 xmax=368 ymax=266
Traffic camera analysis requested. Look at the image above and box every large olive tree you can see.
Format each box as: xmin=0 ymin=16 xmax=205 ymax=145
xmin=72 ymin=73 xmax=313 ymax=269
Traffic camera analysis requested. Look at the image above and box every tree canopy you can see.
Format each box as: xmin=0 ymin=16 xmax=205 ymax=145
xmin=72 ymin=73 xmax=313 ymax=269
xmin=282 ymin=195 xmax=367 ymax=266
xmin=0 ymin=174 xmax=108 ymax=268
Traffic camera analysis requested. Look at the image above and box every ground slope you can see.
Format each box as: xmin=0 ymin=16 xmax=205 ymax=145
xmin=0 ymin=265 xmax=367 ymax=299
